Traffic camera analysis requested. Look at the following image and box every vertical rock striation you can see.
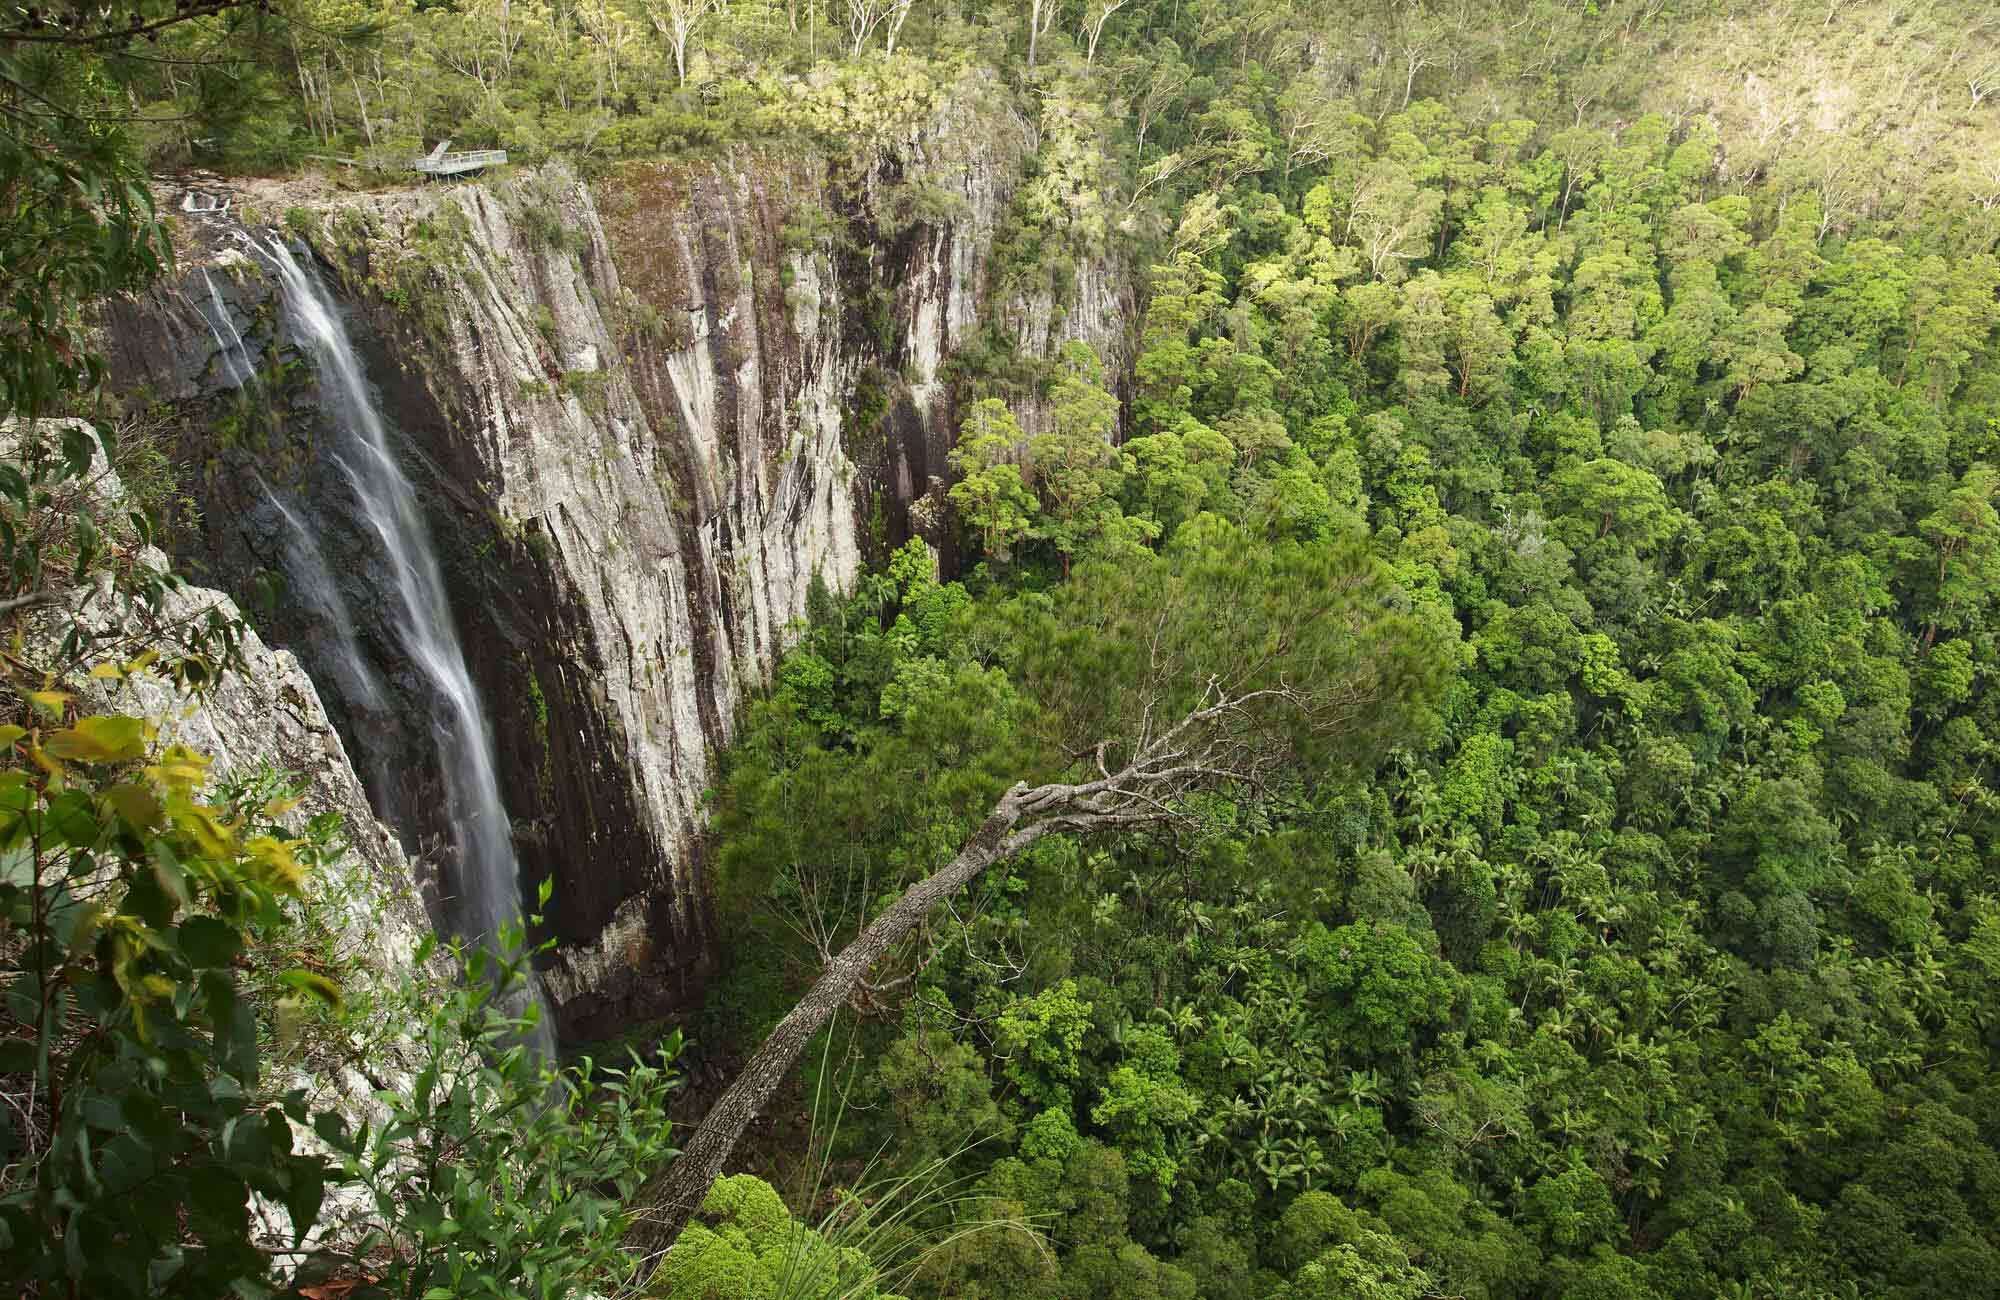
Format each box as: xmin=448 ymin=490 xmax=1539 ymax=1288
xmin=103 ymin=87 xmax=1133 ymax=1039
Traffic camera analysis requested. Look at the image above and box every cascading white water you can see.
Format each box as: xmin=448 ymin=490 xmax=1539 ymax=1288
xmin=191 ymin=269 xmax=393 ymax=783
xmin=258 ymin=237 xmax=553 ymax=1056
xmin=195 ymin=270 xmax=255 ymax=388
xmin=256 ymin=473 xmax=388 ymax=717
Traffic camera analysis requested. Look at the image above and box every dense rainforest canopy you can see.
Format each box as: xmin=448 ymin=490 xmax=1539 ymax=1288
xmin=4 ymin=0 xmax=2000 ymax=1298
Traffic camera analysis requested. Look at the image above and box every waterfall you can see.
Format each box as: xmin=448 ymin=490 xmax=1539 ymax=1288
xmin=255 ymin=473 xmax=387 ymax=717
xmin=258 ymin=237 xmax=553 ymax=1056
xmin=192 ymin=274 xmax=387 ymax=720
xmin=194 ymin=270 xmax=255 ymax=389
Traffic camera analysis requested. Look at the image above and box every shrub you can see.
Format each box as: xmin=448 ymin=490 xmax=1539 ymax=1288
xmin=647 ymin=1174 xmax=910 ymax=1300
xmin=0 ymin=710 xmax=337 ymax=1298
xmin=307 ymin=907 xmax=681 ymax=1300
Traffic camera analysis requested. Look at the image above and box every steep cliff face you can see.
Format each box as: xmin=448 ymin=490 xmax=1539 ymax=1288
xmin=105 ymin=89 xmax=1133 ymax=1039
xmin=68 ymin=544 xmax=431 ymax=1120
xmin=85 ymin=581 xmax=428 ymax=970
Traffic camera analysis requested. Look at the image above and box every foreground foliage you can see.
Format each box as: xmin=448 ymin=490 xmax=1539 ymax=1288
xmin=0 ymin=708 xmax=333 ymax=1298
xmin=0 ymin=699 xmax=681 ymax=1298
xmin=312 ymin=924 xmax=679 ymax=1300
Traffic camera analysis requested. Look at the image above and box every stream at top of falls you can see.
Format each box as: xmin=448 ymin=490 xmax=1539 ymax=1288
xmin=255 ymin=237 xmax=556 ymax=1059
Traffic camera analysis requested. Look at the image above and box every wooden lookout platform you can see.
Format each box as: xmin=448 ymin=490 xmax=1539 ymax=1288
xmin=412 ymin=140 xmax=508 ymax=178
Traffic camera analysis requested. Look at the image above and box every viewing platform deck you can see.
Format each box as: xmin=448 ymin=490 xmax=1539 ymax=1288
xmin=412 ymin=146 xmax=507 ymax=177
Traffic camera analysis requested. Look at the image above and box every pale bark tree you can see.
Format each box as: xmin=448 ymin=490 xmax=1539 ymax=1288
xmin=1123 ymin=150 xmax=1191 ymax=216
xmin=1278 ymin=97 xmax=1331 ymax=178
xmin=494 ymin=0 xmax=528 ymax=79
xmin=1947 ymin=22 xmax=2000 ymax=107
xmin=1346 ymin=161 xmax=1445 ymax=281
xmin=883 ymin=0 xmax=915 ymax=54
xmin=1122 ymin=52 xmax=1185 ymax=158
xmin=577 ymin=0 xmax=639 ymax=103
xmin=642 ymin=0 xmax=716 ymax=86
xmin=1958 ymin=155 xmax=2000 ymax=212
xmin=1026 ymin=0 xmax=1062 ymax=70
xmin=845 ymin=0 xmax=914 ymax=55
xmin=626 ymin=546 xmax=1437 ymax=1257
xmin=1078 ymin=0 xmax=1126 ymax=65
xmin=1546 ymin=126 xmax=1609 ymax=229
xmin=1274 ymin=75 xmax=1357 ymax=182
xmin=1388 ymin=0 xmax=1448 ymax=110
xmin=350 ymin=72 xmax=376 ymax=146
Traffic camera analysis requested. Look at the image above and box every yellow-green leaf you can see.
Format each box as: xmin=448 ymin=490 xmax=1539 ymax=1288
xmin=0 ymin=725 xmax=24 ymax=750
xmin=148 ymin=744 xmax=211 ymax=797
xmin=26 ymin=690 xmax=69 ymax=719
xmin=170 ymin=800 xmax=234 ymax=858
xmin=26 ymin=742 xmax=63 ymax=780
xmin=44 ymin=715 xmax=148 ymax=764
xmin=101 ymin=781 xmax=162 ymax=830
xmin=245 ymin=834 xmax=305 ymax=891
xmin=278 ymin=968 xmax=343 ymax=1010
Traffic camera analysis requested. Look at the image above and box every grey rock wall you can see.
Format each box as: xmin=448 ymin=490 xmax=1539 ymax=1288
xmin=103 ymin=87 xmax=1134 ymax=1039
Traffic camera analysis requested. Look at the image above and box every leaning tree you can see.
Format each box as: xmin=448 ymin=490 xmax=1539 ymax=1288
xmin=626 ymin=532 xmax=1450 ymax=1255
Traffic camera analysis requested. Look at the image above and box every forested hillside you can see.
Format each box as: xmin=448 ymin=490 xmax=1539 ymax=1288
xmin=4 ymin=0 xmax=2000 ymax=1297
xmin=118 ymin=0 xmax=2000 ymax=225
xmin=704 ymin=92 xmax=2000 ymax=1298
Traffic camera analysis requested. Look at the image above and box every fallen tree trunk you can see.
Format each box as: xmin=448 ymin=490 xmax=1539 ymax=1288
xmin=624 ymin=774 xmax=1153 ymax=1257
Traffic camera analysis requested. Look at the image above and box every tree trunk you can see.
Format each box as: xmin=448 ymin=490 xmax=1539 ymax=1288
xmin=1086 ymin=3 xmax=1121 ymax=65
xmin=351 ymin=75 xmax=376 ymax=148
xmin=627 ymin=786 xmax=1043 ymax=1258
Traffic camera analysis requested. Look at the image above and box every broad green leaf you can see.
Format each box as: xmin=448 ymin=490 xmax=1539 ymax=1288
xmin=100 ymin=781 xmax=162 ymax=830
xmin=0 ymin=1038 xmax=34 ymax=1075
xmin=44 ymin=790 xmax=99 ymax=847
xmin=187 ymin=1164 xmax=248 ymax=1232
xmin=144 ymin=838 xmax=193 ymax=911
xmin=283 ymin=1155 xmax=325 ymax=1245
xmin=50 ymin=896 xmax=101 ymax=956
xmin=179 ymin=915 xmax=241 ymax=968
